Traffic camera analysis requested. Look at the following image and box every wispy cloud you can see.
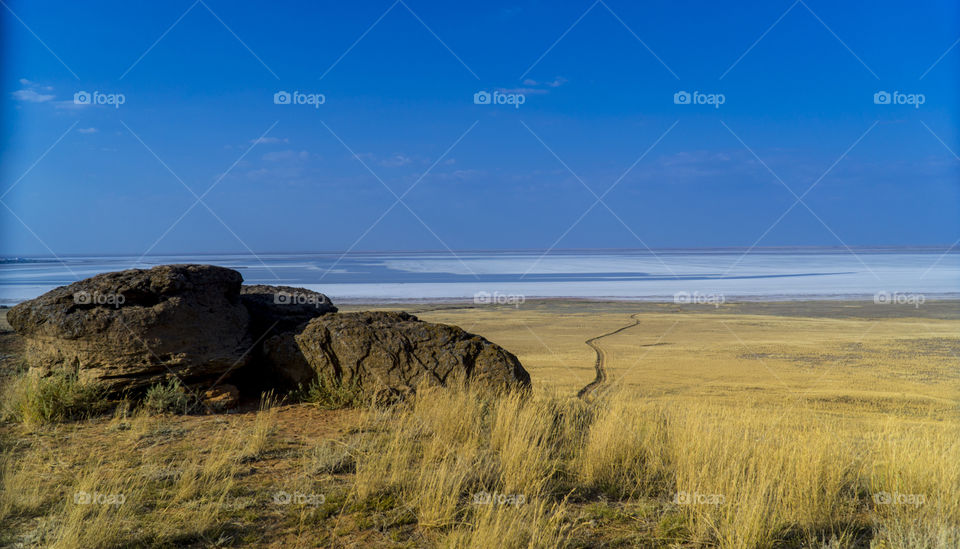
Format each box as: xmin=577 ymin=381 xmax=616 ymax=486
xmin=358 ymin=152 xmax=416 ymax=168
xmin=18 ymin=78 xmax=53 ymax=90
xmin=12 ymin=89 xmax=55 ymax=102
xmin=12 ymin=79 xmax=55 ymax=103
xmin=430 ymin=168 xmax=485 ymax=182
xmin=500 ymin=76 xmax=568 ymax=95
xmin=380 ymin=154 xmax=412 ymax=167
xmin=77 ymin=127 xmax=98 ymax=134
xmin=251 ymin=136 xmax=288 ymax=145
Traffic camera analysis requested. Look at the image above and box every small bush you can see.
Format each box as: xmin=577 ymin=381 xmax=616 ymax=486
xmin=141 ymin=378 xmax=196 ymax=415
xmin=2 ymin=372 xmax=106 ymax=426
xmin=310 ymin=439 xmax=357 ymax=474
xmin=294 ymin=376 xmax=365 ymax=409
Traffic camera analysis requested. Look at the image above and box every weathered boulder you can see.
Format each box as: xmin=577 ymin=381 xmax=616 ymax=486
xmin=263 ymin=311 xmax=530 ymax=396
xmin=259 ymin=330 xmax=315 ymax=388
xmin=240 ymin=284 xmax=336 ymax=339
xmin=7 ymin=264 xmax=252 ymax=392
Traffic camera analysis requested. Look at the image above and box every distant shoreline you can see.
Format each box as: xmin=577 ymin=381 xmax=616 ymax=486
xmin=3 ymin=250 xmax=957 ymax=306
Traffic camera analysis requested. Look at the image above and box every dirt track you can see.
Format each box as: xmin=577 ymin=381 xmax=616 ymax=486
xmin=577 ymin=313 xmax=642 ymax=398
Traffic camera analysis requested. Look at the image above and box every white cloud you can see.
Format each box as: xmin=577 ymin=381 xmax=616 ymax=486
xmin=18 ymin=78 xmax=53 ymax=91
xmin=358 ymin=152 xmax=417 ymax=168
xmin=77 ymin=127 xmax=98 ymax=134
xmin=12 ymin=89 xmax=55 ymax=103
xmin=380 ymin=154 xmax=412 ymax=168
xmin=250 ymin=136 xmax=289 ymax=145
xmin=12 ymin=79 xmax=57 ymax=102
xmin=499 ymin=76 xmax=567 ymax=95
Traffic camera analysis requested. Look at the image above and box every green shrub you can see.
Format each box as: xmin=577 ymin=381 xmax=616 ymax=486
xmin=293 ymin=376 xmax=365 ymax=410
xmin=141 ymin=378 xmax=196 ymax=415
xmin=2 ymin=372 xmax=106 ymax=426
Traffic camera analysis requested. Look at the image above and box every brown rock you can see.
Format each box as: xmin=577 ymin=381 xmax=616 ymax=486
xmin=283 ymin=311 xmax=530 ymax=397
xmin=7 ymin=264 xmax=252 ymax=392
xmin=202 ymin=384 xmax=240 ymax=411
xmin=260 ymin=331 xmax=315 ymax=388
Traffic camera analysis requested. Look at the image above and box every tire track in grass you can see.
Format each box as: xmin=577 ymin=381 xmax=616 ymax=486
xmin=577 ymin=313 xmax=643 ymax=398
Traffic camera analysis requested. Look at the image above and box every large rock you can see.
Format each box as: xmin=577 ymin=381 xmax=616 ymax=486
xmin=7 ymin=264 xmax=252 ymax=392
xmin=263 ymin=311 xmax=530 ymax=396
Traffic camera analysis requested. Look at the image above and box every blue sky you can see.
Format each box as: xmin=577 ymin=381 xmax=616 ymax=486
xmin=2 ymin=0 xmax=958 ymax=255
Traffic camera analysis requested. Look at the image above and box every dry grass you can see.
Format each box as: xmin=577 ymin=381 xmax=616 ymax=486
xmin=0 ymin=395 xmax=282 ymax=547
xmin=0 ymin=301 xmax=958 ymax=547
xmin=336 ymin=385 xmax=957 ymax=548
xmin=1 ymin=372 xmax=107 ymax=428
xmin=406 ymin=302 xmax=960 ymax=409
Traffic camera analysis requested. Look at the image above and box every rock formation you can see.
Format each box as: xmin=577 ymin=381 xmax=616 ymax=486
xmin=7 ymin=264 xmax=252 ymax=392
xmin=8 ymin=265 xmax=530 ymax=402
xmin=263 ymin=311 xmax=530 ymax=397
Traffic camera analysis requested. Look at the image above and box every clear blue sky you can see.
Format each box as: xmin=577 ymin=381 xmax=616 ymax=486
xmin=2 ymin=0 xmax=958 ymax=255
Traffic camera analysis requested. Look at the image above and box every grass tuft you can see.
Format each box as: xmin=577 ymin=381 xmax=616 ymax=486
xmin=1 ymin=372 xmax=106 ymax=427
xmin=292 ymin=376 xmax=366 ymax=409
xmin=140 ymin=378 xmax=196 ymax=415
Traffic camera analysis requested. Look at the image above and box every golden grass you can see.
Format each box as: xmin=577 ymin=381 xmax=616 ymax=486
xmin=1 ymin=371 xmax=106 ymax=428
xmin=1 ymin=301 xmax=957 ymax=547
xmin=407 ymin=303 xmax=960 ymax=423
xmin=1 ymin=384 xmax=956 ymax=547
xmin=0 ymin=395 xmax=283 ymax=547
